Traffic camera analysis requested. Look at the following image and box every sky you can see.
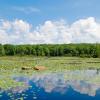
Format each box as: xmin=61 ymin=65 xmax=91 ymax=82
xmin=0 ymin=0 xmax=100 ymax=44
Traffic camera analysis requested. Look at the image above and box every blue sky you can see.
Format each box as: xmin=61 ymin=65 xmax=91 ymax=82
xmin=0 ymin=0 xmax=100 ymax=25
xmin=0 ymin=0 xmax=100 ymax=44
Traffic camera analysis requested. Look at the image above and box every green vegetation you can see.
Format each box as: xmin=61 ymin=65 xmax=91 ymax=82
xmin=0 ymin=56 xmax=100 ymax=97
xmin=0 ymin=44 xmax=100 ymax=57
xmin=0 ymin=77 xmax=24 ymax=90
xmin=0 ymin=56 xmax=100 ymax=72
xmin=0 ymin=43 xmax=100 ymax=92
xmin=1 ymin=44 xmax=100 ymax=92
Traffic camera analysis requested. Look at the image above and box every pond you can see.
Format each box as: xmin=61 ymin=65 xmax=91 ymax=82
xmin=0 ymin=70 xmax=100 ymax=100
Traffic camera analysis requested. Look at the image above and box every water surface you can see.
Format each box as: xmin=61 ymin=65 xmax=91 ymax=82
xmin=0 ymin=70 xmax=100 ymax=100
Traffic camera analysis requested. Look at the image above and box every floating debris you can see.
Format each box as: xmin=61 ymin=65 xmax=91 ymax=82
xmin=34 ymin=66 xmax=46 ymax=71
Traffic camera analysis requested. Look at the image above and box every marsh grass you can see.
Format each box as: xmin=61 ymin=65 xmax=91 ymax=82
xmin=0 ymin=56 xmax=100 ymax=72
xmin=0 ymin=56 xmax=100 ymax=99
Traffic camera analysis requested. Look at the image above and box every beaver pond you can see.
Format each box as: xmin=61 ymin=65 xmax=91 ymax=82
xmin=0 ymin=70 xmax=100 ymax=100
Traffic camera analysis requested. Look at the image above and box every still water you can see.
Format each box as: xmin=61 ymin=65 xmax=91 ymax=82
xmin=0 ymin=70 xmax=100 ymax=100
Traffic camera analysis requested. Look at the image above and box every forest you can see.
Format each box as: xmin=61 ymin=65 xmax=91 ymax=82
xmin=0 ymin=44 xmax=100 ymax=58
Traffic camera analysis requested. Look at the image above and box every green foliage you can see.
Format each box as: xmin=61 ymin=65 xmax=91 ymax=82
xmin=4 ymin=44 xmax=15 ymax=55
xmin=1 ymin=43 xmax=100 ymax=57
xmin=0 ymin=44 xmax=5 ymax=56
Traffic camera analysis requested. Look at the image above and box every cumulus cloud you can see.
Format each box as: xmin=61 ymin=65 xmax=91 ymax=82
xmin=70 ymin=17 xmax=100 ymax=43
xmin=0 ymin=17 xmax=100 ymax=44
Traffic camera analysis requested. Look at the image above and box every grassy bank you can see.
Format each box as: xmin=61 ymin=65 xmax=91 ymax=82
xmin=0 ymin=56 xmax=100 ymax=72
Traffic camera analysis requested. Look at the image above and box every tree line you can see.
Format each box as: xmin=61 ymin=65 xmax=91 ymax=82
xmin=0 ymin=44 xmax=100 ymax=57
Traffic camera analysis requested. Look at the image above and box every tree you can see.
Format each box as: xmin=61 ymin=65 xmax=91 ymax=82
xmin=32 ymin=46 xmax=37 ymax=56
xmin=0 ymin=44 xmax=5 ymax=56
xmin=15 ymin=45 xmax=25 ymax=56
xmin=4 ymin=44 xmax=15 ymax=55
xmin=44 ymin=47 xmax=50 ymax=56
xmin=0 ymin=43 xmax=100 ymax=58
xmin=36 ymin=46 xmax=45 ymax=56
xmin=58 ymin=46 xmax=64 ymax=56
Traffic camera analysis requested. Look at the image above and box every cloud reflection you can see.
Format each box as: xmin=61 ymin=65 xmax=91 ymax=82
xmin=3 ymin=70 xmax=100 ymax=97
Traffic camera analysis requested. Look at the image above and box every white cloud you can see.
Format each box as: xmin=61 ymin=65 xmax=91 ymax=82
xmin=70 ymin=17 xmax=100 ymax=43
xmin=13 ymin=6 xmax=40 ymax=14
xmin=0 ymin=17 xmax=100 ymax=44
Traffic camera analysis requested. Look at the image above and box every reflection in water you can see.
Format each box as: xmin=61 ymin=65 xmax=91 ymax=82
xmin=0 ymin=70 xmax=100 ymax=99
xmin=29 ymin=70 xmax=100 ymax=96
